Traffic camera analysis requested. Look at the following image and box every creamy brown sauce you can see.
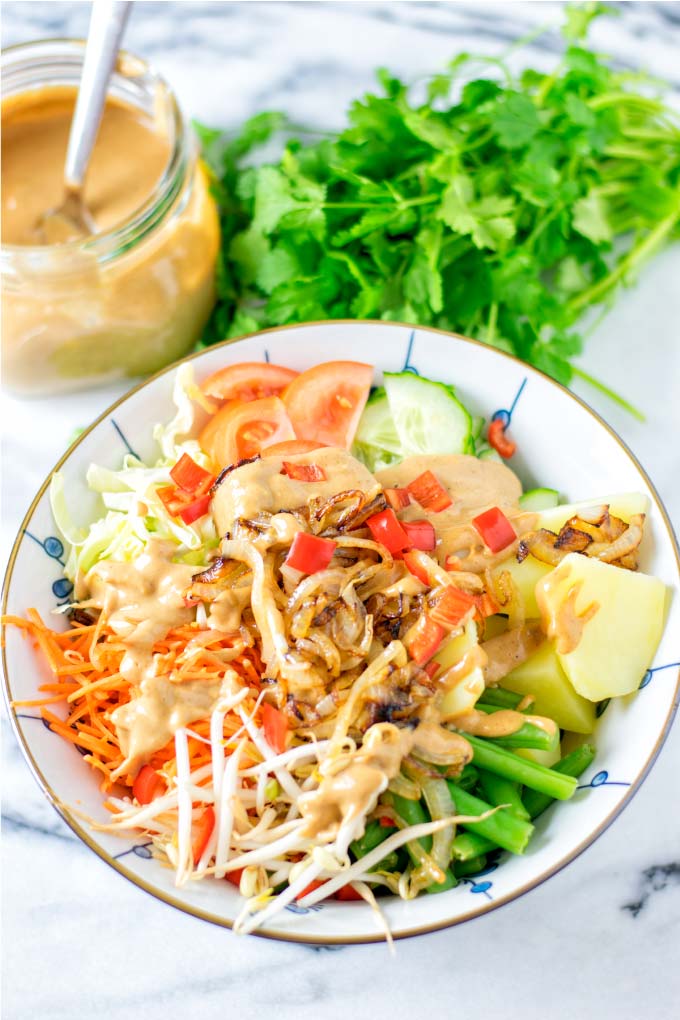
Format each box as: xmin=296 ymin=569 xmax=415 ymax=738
xmin=1 ymin=87 xmax=170 ymax=245
xmin=298 ymin=722 xmax=413 ymax=840
xmin=377 ymin=454 xmax=527 ymax=563
xmin=1 ymin=85 xmax=219 ymax=396
xmin=536 ymin=562 xmax=600 ymax=654
xmin=77 ymin=447 xmax=544 ymax=797
xmin=85 ymin=540 xmax=195 ymax=685
xmin=410 ymin=719 xmax=473 ymax=766
xmin=481 ymin=622 xmax=545 ymax=685
xmin=453 ymin=707 xmax=556 ymax=739
xmin=207 ymin=586 xmax=251 ymax=632
xmin=82 ymin=541 xmax=217 ymax=775
xmin=212 ymin=447 xmax=380 ymax=536
xmin=112 ymin=676 xmax=225 ymax=778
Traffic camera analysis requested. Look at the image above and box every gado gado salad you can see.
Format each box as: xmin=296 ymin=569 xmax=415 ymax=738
xmin=6 ymin=360 xmax=667 ymax=937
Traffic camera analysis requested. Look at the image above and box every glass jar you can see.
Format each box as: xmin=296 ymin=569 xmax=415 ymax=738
xmin=1 ymin=40 xmax=220 ymax=396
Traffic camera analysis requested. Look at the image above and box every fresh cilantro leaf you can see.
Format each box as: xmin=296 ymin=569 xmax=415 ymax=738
xmin=252 ymin=167 xmax=301 ymax=233
xmin=228 ymin=226 xmax=270 ymax=286
xmin=490 ymin=92 xmax=540 ymax=149
xmin=438 ymin=176 xmax=515 ymax=250
xmin=572 ymin=191 xmax=612 ymax=244
xmin=563 ymin=2 xmax=615 ymax=42
xmin=199 ymin=2 xmax=679 ymax=418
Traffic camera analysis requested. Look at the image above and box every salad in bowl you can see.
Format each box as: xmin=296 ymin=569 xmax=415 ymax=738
xmin=2 ymin=322 xmax=677 ymax=943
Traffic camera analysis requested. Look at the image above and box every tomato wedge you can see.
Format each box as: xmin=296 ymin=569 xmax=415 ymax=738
xmin=335 ymin=884 xmax=363 ymax=901
xmin=199 ymin=396 xmax=296 ymax=466
xmin=192 ymin=806 xmax=216 ymax=865
xmin=262 ymin=702 xmax=288 ymax=754
xmin=225 ymin=868 xmax=244 ymax=889
xmin=297 ymin=879 xmax=326 ymax=900
xmin=282 ymin=361 xmax=374 ymax=448
xmin=200 ymin=362 xmax=298 ymax=402
xmin=262 ymin=439 xmax=326 ymax=457
xmin=132 ymin=765 xmax=163 ymax=805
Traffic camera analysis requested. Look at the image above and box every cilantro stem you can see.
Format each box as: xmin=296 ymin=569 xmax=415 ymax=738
xmin=568 ymin=207 xmax=680 ymax=313
xmin=588 ymin=92 xmax=666 ymax=113
xmin=321 ymin=195 xmax=438 ymax=210
xmin=571 ymin=365 xmax=645 ymax=422
xmin=486 ymin=302 xmax=498 ymax=345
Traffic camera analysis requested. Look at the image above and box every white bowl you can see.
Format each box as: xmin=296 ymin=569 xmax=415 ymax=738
xmin=2 ymin=321 xmax=679 ymax=944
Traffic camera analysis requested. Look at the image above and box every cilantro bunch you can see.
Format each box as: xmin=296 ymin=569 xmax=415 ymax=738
xmin=198 ymin=10 xmax=680 ymax=414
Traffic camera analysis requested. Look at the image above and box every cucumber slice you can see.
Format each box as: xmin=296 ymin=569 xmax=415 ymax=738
xmin=352 ymin=387 xmax=402 ymax=471
xmin=519 ymin=488 xmax=560 ymax=511
xmin=477 ymin=445 xmax=502 ymax=463
xmin=383 ymin=371 xmax=472 ymax=457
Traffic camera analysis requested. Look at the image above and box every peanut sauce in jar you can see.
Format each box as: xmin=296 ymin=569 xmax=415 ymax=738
xmin=1 ymin=41 xmax=219 ymax=395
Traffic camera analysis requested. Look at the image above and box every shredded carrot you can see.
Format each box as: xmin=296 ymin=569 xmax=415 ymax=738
xmin=3 ymin=608 xmax=264 ymax=795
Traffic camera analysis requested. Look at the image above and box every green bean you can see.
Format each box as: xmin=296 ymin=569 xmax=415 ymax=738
xmin=477 ymin=688 xmax=524 ymax=710
xmin=523 ymin=744 xmax=596 ymax=818
xmin=390 ymin=793 xmax=457 ymax=893
xmin=454 ymin=855 xmax=488 ymax=877
xmin=451 ymin=831 xmax=498 ymax=861
xmin=447 ymin=785 xmax=534 ymax=854
xmin=470 ymin=713 xmax=559 ymax=752
xmin=477 ymin=769 xmax=530 ymax=821
xmin=454 ymin=764 xmax=480 ymax=791
xmin=463 ymin=734 xmax=578 ymax=800
xmin=351 ymin=818 xmax=398 ymax=872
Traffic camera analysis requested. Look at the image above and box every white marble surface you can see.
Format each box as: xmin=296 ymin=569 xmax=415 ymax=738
xmin=2 ymin=3 xmax=680 ymax=1018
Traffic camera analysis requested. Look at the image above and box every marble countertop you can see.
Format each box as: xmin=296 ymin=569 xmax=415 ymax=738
xmin=2 ymin=3 xmax=679 ymax=1018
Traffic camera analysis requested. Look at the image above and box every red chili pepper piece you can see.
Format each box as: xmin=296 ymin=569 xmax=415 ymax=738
xmin=170 ymin=452 xmax=215 ymax=494
xmin=402 ymin=519 xmax=436 ymax=551
xmin=407 ymin=470 xmax=452 ymax=512
xmin=383 ymin=487 xmax=411 ymax=512
xmin=472 ymin=506 xmax=517 ymax=553
xmin=178 ymin=492 xmax=212 ymax=525
xmin=403 ymin=550 xmax=430 ymax=586
xmin=365 ymin=508 xmax=410 ymax=553
xmin=285 ymin=532 xmax=337 ymax=574
xmin=281 ymin=461 xmax=327 ymax=482
xmin=406 ymin=614 xmax=445 ymax=665
xmin=429 ymin=586 xmax=477 ymax=628
xmin=488 ymin=417 xmax=516 ymax=459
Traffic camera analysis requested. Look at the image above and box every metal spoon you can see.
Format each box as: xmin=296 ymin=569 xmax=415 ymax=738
xmin=36 ymin=0 xmax=132 ymax=244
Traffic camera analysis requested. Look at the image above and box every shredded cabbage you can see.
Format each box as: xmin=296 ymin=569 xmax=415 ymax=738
xmin=51 ymin=365 xmax=219 ymax=581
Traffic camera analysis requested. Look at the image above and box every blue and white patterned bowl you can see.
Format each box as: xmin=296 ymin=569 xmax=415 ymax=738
xmin=2 ymin=321 xmax=679 ymax=944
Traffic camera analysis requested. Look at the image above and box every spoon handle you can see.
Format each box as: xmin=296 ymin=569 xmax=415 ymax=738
xmin=64 ymin=0 xmax=133 ymax=190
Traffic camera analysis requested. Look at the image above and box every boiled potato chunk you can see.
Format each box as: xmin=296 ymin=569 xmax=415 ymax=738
xmin=493 ymin=492 xmax=651 ymax=620
xmin=536 ymin=553 xmax=666 ymax=702
xmin=502 ymin=641 xmax=596 ymax=733
xmin=492 ymin=556 xmax=551 ymax=620
xmin=536 ymin=492 xmax=649 ymax=532
xmin=516 ymin=743 xmax=562 ymax=768
xmin=434 ymin=621 xmax=486 ymax=719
